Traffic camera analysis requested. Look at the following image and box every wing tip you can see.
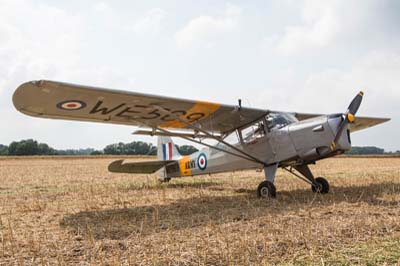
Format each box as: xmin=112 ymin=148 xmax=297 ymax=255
xmin=374 ymin=117 xmax=391 ymax=124
xmin=13 ymin=80 xmax=43 ymax=109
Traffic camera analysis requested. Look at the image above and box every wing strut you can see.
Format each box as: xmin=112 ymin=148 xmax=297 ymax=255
xmin=152 ymin=126 xmax=266 ymax=165
xmin=151 ymin=105 xmax=268 ymax=166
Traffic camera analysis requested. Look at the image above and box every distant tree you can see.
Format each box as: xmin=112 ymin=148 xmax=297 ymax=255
xmin=0 ymin=144 xmax=8 ymax=155
xmin=8 ymin=139 xmax=40 ymax=155
xmin=55 ymin=148 xmax=95 ymax=155
xmin=149 ymin=146 xmax=157 ymax=155
xmin=104 ymin=142 xmax=125 ymax=155
xmin=38 ymin=143 xmax=57 ymax=155
xmin=177 ymin=145 xmax=198 ymax=155
xmin=346 ymin=146 xmax=385 ymax=155
xmin=90 ymin=150 xmax=103 ymax=155
xmin=103 ymin=141 xmax=156 ymax=155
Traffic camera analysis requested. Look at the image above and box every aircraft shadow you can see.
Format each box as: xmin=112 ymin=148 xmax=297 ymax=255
xmin=121 ymin=180 xmax=222 ymax=191
xmin=61 ymin=181 xmax=399 ymax=240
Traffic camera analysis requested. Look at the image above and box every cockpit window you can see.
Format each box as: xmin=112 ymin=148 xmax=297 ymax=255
xmin=266 ymin=112 xmax=297 ymax=131
xmin=238 ymin=113 xmax=298 ymax=144
xmin=241 ymin=122 xmax=266 ymax=143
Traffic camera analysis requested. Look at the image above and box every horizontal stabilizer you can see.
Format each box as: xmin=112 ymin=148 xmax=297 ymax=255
xmin=108 ymin=159 xmax=177 ymax=174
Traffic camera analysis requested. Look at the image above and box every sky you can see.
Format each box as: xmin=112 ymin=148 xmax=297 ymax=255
xmin=0 ymin=0 xmax=399 ymax=151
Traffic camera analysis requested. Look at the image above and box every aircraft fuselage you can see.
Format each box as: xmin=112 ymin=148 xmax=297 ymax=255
xmin=163 ymin=114 xmax=351 ymax=178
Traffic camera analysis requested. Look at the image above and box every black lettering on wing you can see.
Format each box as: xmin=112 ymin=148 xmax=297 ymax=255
xmin=115 ymin=107 xmax=141 ymax=119
xmin=186 ymin=112 xmax=205 ymax=122
xmin=141 ymin=109 xmax=161 ymax=120
xmin=161 ymin=110 xmax=186 ymax=121
xmin=90 ymin=100 xmax=126 ymax=115
xmin=130 ymin=105 xmax=162 ymax=120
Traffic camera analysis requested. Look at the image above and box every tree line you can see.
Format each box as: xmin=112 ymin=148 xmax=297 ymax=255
xmin=0 ymin=139 xmax=198 ymax=156
xmin=344 ymin=146 xmax=400 ymax=155
xmin=0 ymin=139 xmax=398 ymax=156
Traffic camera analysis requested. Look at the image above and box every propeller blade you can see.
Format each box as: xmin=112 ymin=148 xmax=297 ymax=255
xmin=347 ymin=91 xmax=364 ymax=116
xmin=332 ymin=116 xmax=347 ymax=149
xmin=331 ymin=91 xmax=364 ymax=150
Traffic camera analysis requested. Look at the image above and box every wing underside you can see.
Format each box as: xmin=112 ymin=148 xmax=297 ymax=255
xmin=13 ymin=80 xmax=267 ymax=134
xmin=13 ymin=80 xmax=389 ymax=135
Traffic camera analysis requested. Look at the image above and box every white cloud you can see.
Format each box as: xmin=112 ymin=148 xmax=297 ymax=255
xmin=0 ymin=1 xmax=83 ymax=97
xmin=274 ymin=0 xmax=400 ymax=56
xmin=93 ymin=2 xmax=110 ymax=13
xmin=175 ymin=4 xmax=242 ymax=48
xmin=301 ymin=50 xmax=400 ymax=150
xmin=132 ymin=8 xmax=167 ymax=35
xmin=298 ymin=51 xmax=400 ymax=114
xmin=91 ymin=4 xmax=167 ymax=36
xmin=276 ymin=0 xmax=340 ymax=55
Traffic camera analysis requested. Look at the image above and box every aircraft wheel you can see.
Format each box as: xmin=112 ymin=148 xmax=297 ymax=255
xmin=311 ymin=177 xmax=329 ymax=194
xmin=257 ymin=181 xmax=276 ymax=198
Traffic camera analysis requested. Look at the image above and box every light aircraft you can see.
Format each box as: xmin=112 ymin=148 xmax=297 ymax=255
xmin=13 ymin=80 xmax=390 ymax=198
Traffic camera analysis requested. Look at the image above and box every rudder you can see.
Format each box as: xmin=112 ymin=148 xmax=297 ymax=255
xmin=157 ymin=136 xmax=182 ymax=161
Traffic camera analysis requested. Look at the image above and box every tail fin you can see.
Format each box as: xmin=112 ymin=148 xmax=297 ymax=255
xmin=157 ymin=136 xmax=181 ymax=161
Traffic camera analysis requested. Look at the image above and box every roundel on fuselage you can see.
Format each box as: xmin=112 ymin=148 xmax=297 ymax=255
xmin=197 ymin=153 xmax=207 ymax=171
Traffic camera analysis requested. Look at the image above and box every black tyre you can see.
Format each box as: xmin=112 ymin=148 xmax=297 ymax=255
xmin=257 ymin=181 xmax=276 ymax=198
xmin=312 ymin=177 xmax=329 ymax=194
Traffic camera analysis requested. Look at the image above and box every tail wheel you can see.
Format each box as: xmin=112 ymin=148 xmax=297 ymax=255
xmin=257 ymin=181 xmax=276 ymax=198
xmin=312 ymin=177 xmax=329 ymax=194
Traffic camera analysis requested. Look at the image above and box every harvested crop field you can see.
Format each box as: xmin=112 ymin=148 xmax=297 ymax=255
xmin=0 ymin=156 xmax=399 ymax=265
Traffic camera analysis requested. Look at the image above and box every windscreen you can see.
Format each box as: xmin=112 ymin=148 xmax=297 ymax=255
xmin=266 ymin=112 xmax=298 ymax=131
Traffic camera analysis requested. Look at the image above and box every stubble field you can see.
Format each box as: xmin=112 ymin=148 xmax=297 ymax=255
xmin=0 ymin=156 xmax=399 ymax=265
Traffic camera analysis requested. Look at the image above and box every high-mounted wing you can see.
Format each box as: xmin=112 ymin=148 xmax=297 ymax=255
xmin=294 ymin=113 xmax=390 ymax=132
xmin=13 ymin=80 xmax=267 ymax=134
xmin=348 ymin=116 xmax=390 ymax=132
xmin=108 ymin=159 xmax=177 ymax=174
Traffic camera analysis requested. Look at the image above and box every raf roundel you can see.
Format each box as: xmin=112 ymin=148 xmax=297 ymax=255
xmin=56 ymin=100 xmax=87 ymax=111
xmin=197 ymin=153 xmax=207 ymax=171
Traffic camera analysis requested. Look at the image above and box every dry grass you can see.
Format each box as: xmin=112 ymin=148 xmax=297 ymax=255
xmin=0 ymin=157 xmax=399 ymax=265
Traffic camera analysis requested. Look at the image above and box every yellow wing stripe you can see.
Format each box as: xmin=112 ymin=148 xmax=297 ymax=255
xmin=160 ymin=101 xmax=220 ymax=128
xmin=179 ymin=156 xmax=192 ymax=176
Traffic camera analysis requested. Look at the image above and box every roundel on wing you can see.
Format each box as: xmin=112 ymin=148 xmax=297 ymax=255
xmin=197 ymin=153 xmax=207 ymax=171
xmin=56 ymin=100 xmax=87 ymax=111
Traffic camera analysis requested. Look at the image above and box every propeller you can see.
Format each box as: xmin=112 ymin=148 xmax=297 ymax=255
xmin=330 ymin=91 xmax=364 ymax=150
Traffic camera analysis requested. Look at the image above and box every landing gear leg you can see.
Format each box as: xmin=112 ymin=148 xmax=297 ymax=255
xmin=292 ymin=165 xmax=330 ymax=194
xmin=257 ymin=164 xmax=278 ymax=198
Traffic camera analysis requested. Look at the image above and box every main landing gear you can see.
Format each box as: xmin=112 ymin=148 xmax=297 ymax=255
xmin=311 ymin=177 xmax=329 ymax=193
xmin=257 ymin=181 xmax=276 ymax=198
xmin=257 ymin=163 xmax=330 ymax=198
xmin=257 ymin=163 xmax=278 ymax=198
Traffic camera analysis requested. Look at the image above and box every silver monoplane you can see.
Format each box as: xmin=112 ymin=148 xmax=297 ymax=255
xmin=13 ymin=80 xmax=390 ymax=198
